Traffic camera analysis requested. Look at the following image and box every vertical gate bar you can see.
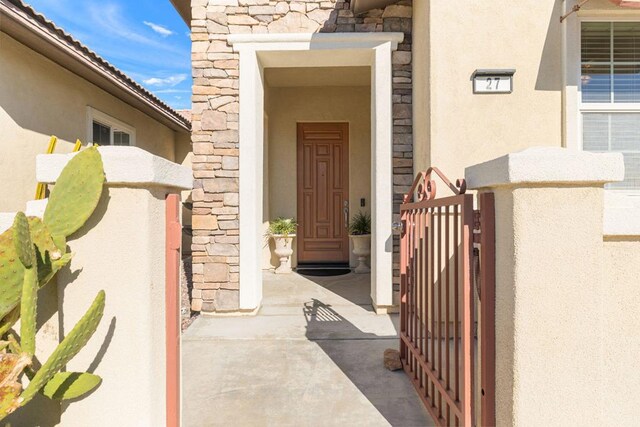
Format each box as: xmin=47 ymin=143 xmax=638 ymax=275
xmin=408 ymin=209 xmax=412 ymax=346
xmin=422 ymin=209 xmax=429 ymax=398
xmin=424 ymin=209 xmax=430 ymax=366
xmin=423 ymin=209 xmax=431 ymax=404
xmin=415 ymin=209 xmax=420 ymax=380
xmin=430 ymin=206 xmax=436 ymax=402
xmin=461 ymin=195 xmax=475 ymax=427
xmin=400 ymin=208 xmax=407 ymax=361
xmin=445 ymin=205 xmax=451 ymax=426
xmin=407 ymin=210 xmax=415 ymax=373
xmin=411 ymin=209 xmax=419 ymax=379
xmin=421 ymin=209 xmax=426 ymax=391
xmin=480 ymin=193 xmax=496 ymax=427
xmin=165 ymin=193 xmax=181 ymax=427
xmin=417 ymin=210 xmax=424 ymax=366
xmin=454 ymin=203 xmax=460 ymax=402
xmin=437 ymin=206 xmax=443 ymax=420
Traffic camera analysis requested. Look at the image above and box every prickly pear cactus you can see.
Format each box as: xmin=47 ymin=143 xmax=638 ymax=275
xmin=0 ymin=218 xmax=68 ymax=320
xmin=43 ymin=146 xmax=104 ymax=238
xmin=13 ymin=213 xmax=37 ymax=357
xmin=13 ymin=213 xmax=34 ymax=270
xmin=0 ymin=146 xmax=107 ymax=421
xmin=0 ymin=229 xmax=24 ymax=320
xmin=20 ymin=290 xmax=105 ymax=406
xmin=42 ymin=372 xmax=101 ymax=400
xmin=0 ymin=147 xmax=103 ymax=319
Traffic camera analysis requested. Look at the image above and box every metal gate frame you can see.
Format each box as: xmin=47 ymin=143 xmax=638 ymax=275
xmin=399 ymin=168 xmax=495 ymax=427
xmin=165 ymin=193 xmax=182 ymax=427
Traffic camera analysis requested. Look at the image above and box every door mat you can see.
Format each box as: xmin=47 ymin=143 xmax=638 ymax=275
xmin=296 ymin=268 xmax=352 ymax=277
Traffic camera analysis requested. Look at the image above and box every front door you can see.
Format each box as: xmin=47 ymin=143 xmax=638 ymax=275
xmin=297 ymin=123 xmax=350 ymax=264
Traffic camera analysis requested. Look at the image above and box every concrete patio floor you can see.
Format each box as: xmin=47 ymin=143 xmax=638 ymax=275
xmin=182 ymin=271 xmax=434 ymax=427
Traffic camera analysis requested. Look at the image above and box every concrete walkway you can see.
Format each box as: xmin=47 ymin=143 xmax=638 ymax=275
xmin=182 ymin=271 xmax=434 ymax=427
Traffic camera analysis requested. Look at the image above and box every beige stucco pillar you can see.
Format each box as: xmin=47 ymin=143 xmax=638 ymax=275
xmin=34 ymin=147 xmax=191 ymax=427
xmin=466 ymin=147 xmax=626 ymax=426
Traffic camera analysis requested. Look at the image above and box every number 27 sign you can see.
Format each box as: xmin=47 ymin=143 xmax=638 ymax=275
xmin=473 ymin=70 xmax=515 ymax=94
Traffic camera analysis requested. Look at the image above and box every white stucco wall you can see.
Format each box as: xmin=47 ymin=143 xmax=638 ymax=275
xmin=264 ymin=85 xmax=371 ymax=269
xmin=0 ymin=32 xmax=187 ymax=212
xmin=467 ymin=148 xmax=640 ymax=426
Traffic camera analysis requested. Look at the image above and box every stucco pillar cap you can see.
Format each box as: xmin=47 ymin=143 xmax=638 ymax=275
xmin=465 ymin=147 xmax=625 ymax=189
xmin=37 ymin=146 xmax=192 ymax=190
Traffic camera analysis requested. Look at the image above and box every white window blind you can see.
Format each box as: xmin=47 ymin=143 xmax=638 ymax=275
xmin=581 ymin=22 xmax=640 ymax=189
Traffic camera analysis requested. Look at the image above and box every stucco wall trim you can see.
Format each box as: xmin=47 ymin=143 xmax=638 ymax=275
xmin=465 ymin=147 xmax=624 ymax=189
xmin=37 ymin=146 xmax=193 ymax=189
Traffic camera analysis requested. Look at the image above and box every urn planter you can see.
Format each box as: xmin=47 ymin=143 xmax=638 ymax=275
xmin=272 ymin=234 xmax=295 ymax=274
xmin=350 ymin=234 xmax=371 ymax=274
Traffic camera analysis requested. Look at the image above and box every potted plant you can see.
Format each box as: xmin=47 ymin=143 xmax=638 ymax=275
xmin=268 ymin=217 xmax=298 ymax=274
xmin=349 ymin=211 xmax=371 ymax=274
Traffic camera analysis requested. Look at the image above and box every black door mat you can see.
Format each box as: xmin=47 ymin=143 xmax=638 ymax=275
xmin=296 ymin=268 xmax=352 ymax=277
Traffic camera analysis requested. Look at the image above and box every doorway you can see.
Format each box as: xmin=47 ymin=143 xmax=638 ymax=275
xmin=230 ymin=32 xmax=402 ymax=312
xmin=297 ymin=122 xmax=350 ymax=264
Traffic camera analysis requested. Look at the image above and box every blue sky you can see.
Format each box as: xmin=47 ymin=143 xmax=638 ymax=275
xmin=27 ymin=0 xmax=192 ymax=111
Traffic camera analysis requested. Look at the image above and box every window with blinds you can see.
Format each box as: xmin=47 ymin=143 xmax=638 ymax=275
xmin=92 ymin=121 xmax=132 ymax=146
xmin=581 ymin=22 xmax=640 ymax=189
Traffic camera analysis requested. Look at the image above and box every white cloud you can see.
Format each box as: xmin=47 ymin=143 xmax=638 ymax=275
xmin=143 ymin=74 xmax=187 ymax=87
xmin=143 ymin=21 xmax=174 ymax=37
xmin=154 ymin=89 xmax=191 ymax=94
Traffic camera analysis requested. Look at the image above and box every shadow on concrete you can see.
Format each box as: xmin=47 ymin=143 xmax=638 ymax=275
xmin=298 ymin=272 xmax=376 ymax=313
xmin=303 ymin=298 xmax=433 ymax=426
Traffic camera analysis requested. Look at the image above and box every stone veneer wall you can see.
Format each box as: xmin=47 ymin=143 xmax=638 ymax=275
xmin=190 ymin=0 xmax=413 ymax=313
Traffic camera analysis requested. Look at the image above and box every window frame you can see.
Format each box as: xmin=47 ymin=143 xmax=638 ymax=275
xmin=86 ymin=107 xmax=136 ymax=147
xmin=578 ymin=16 xmax=640 ymax=193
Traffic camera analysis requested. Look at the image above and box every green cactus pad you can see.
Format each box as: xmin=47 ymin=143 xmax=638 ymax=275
xmin=38 ymin=252 xmax=72 ymax=287
xmin=28 ymin=217 xmax=62 ymax=264
xmin=0 ymin=229 xmax=25 ymax=320
xmin=0 ymin=220 xmax=70 ymax=320
xmin=43 ymin=147 xmax=104 ymax=238
xmin=0 ymin=308 xmax=19 ymax=338
xmin=51 ymin=235 xmax=66 ymax=253
xmin=12 ymin=213 xmax=34 ymax=269
xmin=21 ymin=290 xmax=105 ymax=406
xmin=21 ymin=267 xmax=38 ymax=357
xmin=42 ymin=372 xmax=101 ymax=400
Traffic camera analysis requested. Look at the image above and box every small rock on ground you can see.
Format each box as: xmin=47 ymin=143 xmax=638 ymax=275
xmin=384 ymin=348 xmax=402 ymax=371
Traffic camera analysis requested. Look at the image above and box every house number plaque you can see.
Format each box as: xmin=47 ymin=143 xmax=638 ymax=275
xmin=472 ymin=69 xmax=516 ymax=94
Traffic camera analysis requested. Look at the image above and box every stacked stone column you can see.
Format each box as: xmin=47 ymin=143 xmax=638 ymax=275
xmin=190 ymin=0 xmax=413 ymax=313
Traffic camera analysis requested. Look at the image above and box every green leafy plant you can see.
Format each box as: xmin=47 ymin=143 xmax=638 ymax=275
xmin=268 ymin=217 xmax=298 ymax=237
xmin=0 ymin=147 xmax=106 ymax=420
xmin=349 ymin=211 xmax=371 ymax=236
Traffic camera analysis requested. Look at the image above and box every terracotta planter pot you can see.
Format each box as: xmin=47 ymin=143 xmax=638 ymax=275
xmin=350 ymin=234 xmax=371 ymax=274
xmin=272 ymin=234 xmax=295 ymax=274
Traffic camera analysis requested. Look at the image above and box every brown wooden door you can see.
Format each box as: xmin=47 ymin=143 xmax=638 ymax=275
xmin=297 ymin=123 xmax=350 ymax=263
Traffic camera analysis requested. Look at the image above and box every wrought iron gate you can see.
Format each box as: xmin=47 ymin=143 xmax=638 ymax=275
xmin=399 ymin=169 xmax=495 ymax=427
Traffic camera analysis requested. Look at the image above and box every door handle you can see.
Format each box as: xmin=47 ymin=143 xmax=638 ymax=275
xmin=344 ymin=201 xmax=349 ymax=229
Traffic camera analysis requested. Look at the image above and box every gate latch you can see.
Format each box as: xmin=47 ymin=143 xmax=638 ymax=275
xmin=392 ymin=221 xmax=404 ymax=234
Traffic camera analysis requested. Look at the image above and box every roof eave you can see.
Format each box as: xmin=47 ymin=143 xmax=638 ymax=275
xmin=170 ymin=0 xmax=191 ymax=27
xmin=1 ymin=1 xmax=190 ymax=133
